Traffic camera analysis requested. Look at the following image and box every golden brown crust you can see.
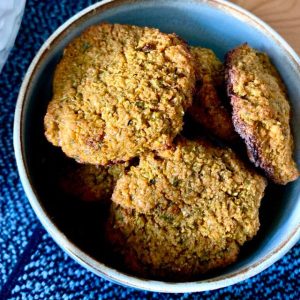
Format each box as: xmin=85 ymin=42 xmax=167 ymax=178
xmin=108 ymin=136 xmax=267 ymax=279
xmin=112 ymin=137 xmax=267 ymax=213
xmin=191 ymin=47 xmax=224 ymax=85
xmin=188 ymin=47 xmax=237 ymax=141
xmin=44 ymin=23 xmax=195 ymax=165
xmin=226 ymin=44 xmax=299 ymax=184
xmin=109 ymin=137 xmax=266 ymax=278
xmin=106 ymin=203 xmax=240 ymax=280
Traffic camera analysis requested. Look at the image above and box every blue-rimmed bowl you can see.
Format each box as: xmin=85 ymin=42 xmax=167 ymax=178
xmin=14 ymin=0 xmax=300 ymax=293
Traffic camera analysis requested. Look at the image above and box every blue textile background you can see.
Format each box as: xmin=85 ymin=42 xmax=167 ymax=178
xmin=0 ymin=0 xmax=299 ymax=298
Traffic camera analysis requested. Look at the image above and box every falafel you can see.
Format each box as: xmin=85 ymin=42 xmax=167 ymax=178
xmin=112 ymin=137 xmax=267 ymax=214
xmin=44 ymin=23 xmax=195 ymax=165
xmin=108 ymin=137 xmax=267 ymax=278
xmin=226 ymin=44 xmax=299 ymax=184
xmin=106 ymin=202 xmax=241 ymax=280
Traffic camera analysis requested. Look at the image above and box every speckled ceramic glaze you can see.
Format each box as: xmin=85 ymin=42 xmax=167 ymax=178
xmin=14 ymin=0 xmax=300 ymax=293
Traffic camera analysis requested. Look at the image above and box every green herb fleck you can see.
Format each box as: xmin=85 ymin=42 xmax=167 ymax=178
xmin=160 ymin=214 xmax=174 ymax=223
xmin=172 ymin=178 xmax=180 ymax=187
xmin=82 ymin=41 xmax=91 ymax=52
xmin=77 ymin=92 xmax=83 ymax=100
xmin=179 ymin=237 xmax=186 ymax=245
xmin=115 ymin=211 xmax=124 ymax=222
xmin=135 ymin=101 xmax=145 ymax=109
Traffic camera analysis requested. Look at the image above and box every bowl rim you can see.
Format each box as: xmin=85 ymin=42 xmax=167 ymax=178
xmin=13 ymin=0 xmax=300 ymax=293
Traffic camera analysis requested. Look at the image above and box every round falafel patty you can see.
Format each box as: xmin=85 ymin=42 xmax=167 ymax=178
xmin=109 ymin=138 xmax=267 ymax=278
xmin=44 ymin=23 xmax=195 ymax=165
xmin=107 ymin=203 xmax=240 ymax=280
xmin=226 ymin=44 xmax=299 ymax=184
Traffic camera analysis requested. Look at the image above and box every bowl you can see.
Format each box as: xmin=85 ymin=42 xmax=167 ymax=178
xmin=14 ymin=0 xmax=300 ymax=293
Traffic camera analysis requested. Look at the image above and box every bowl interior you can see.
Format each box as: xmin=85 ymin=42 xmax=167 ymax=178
xmin=20 ymin=0 xmax=300 ymax=286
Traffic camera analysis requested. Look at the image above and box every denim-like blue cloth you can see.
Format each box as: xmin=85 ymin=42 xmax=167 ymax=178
xmin=0 ymin=0 xmax=299 ymax=299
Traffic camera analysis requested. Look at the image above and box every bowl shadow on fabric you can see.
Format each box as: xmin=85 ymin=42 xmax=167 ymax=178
xmin=22 ymin=49 xmax=292 ymax=283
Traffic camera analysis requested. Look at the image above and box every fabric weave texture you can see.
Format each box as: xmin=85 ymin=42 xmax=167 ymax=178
xmin=0 ymin=0 xmax=299 ymax=299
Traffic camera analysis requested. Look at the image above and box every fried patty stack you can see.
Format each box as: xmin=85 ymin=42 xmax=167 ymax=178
xmin=44 ymin=24 xmax=298 ymax=280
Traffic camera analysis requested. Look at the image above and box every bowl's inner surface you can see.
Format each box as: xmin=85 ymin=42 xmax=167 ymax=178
xmin=22 ymin=0 xmax=300 ymax=282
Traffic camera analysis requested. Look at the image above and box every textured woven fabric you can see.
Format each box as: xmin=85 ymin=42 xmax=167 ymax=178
xmin=0 ymin=0 xmax=299 ymax=298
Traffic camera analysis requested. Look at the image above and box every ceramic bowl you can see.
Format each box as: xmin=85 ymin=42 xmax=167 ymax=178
xmin=14 ymin=0 xmax=300 ymax=293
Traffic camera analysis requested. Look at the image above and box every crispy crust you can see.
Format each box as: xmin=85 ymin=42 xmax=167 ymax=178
xmin=188 ymin=47 xmax=237 ymax=141
xmin=44 ymin=23 xmax=196 ymax=165
xmin=109 ymin=137 xmax=267 ymax=278
xmin=226 ymin=44 xmax=299 ymax=184
xmin=112 ymin=137 xmax=267 ymax=213
xmin=108 ymin=138 xmax=266 ymax=279
xmin=106 ymin=203 xmax=240 ymax=280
